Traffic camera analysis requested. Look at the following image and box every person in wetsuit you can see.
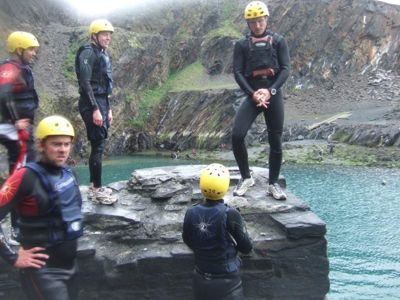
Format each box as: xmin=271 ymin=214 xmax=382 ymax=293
xmin=0 ymin=31 xmax=40 ymax=173
xmin=0 ymin=115 xmax=83 ymax=300
xmin=0 ymin=31 xmax=41 ymax=245
xmin=76 ymin=19 xmax=117 ymax=205
xmin=232 ymin=1 xmax=290 ymax=200
xmin=183 ymin=163 xmax=253 ymax=300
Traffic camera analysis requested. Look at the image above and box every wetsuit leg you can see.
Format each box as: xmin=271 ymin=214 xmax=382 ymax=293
xmin=20 ymin=263 xmax=79 ymax=300
xmin=0 ymin=139 xmax=17 ymax=230
xmin=232 ymin=98 xmax=262 ymax=179
xmin=263 ymin=91 xmax=284 ymax=184
xmin=79 ymin=94 xmax=109 ymax=188
xmin=193 ymin=270 xmax=244 ymax=300
xmin=89 ymin=139 xmax=105 ymax=188
xmin=0 ymin=138 xmax=19 ymax=174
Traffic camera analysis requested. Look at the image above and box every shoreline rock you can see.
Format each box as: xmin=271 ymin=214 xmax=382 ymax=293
xmin=1 ymin=165 xmax=329 ymax=299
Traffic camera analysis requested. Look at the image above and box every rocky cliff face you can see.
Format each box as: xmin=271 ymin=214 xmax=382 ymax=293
xmin=1 ymin=0 xmax=399 ymax=157
xmin=200 ymin=0 xmax=400 ymax=82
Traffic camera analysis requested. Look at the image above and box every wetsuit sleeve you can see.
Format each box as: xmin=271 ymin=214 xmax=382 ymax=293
xmin=0 ymin=63 xmax=20 ymax=122
xmin=0 ymin=168 xmax=30 ymax=265
xmin=233 ymin=40 xmax=256 ymax=96
xmin=269 ymin=36 xmax=290 ymax=91
xmin=227 ymin=208 xmax=253 ymax=254
xmin=78 ymin=48 xmax=99 ymax=111
xmin=182 ymin=209 xmax=193 ymax=249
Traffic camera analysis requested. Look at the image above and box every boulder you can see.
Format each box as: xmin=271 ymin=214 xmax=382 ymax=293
xmin=0 ymin=165 xmax=329 ymax=299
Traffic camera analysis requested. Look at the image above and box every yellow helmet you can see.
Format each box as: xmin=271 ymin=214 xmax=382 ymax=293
xmin=89 ymin=19 xmax=114 ymax=34
xmin=199 ymin=163 xmax=230 ymax=200
xmin=244 ymin=1 xmax=269 ymax=20
xmin=36 ymin=115 xmax=75 ymax=140
xmin=7 ymin=31 xmax=39 ymax=53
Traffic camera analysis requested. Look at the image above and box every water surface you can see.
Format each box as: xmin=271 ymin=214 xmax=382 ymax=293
xmin=282 ymin=165 xmax=400 ymax=299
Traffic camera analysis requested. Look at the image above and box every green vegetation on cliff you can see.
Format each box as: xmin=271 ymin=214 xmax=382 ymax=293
xmin=131 ymin=61 xmax=235 ymax=129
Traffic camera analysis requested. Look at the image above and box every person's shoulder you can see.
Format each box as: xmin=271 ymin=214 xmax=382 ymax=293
xmin=226 ymin=206 xmax=242 ymax=218
xmin=0 ymin=60 xmax=19 ymax=69
xmin=0 ymin=61 xmax=20 ymax=84
xmin=268 ymin=30 xmax=285 ymax=43
xmin=6 ymin=166 xmax=33 ymax=184
xmin=77 ymin=44 xmax=96 ymax=57
xmin=236 ymin=35 xmax=249 ymax=45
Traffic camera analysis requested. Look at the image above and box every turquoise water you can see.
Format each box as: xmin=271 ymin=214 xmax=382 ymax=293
xmin=74 ymin=155 xmax=205 ymax=185
xmin=282 ymin=165 xmax=400 ymax=300
xmin=75 ymin=156 xmax=400 ymax=299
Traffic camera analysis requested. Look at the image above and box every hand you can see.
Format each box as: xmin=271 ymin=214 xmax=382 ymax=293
xmin=15 ymin=118 xmax=31 ymax=130
xmin=258 ymin=88 xmax=272 ymax=101
xmin=92 ymin=109 xmax=103 ymax=127
xmin=253 ymin=89 xmax=270 ymax=109
xmin=108 ymin=109 xmax=113 ymax=125
xmin=14 ymin=247 xmax=49 ymax=269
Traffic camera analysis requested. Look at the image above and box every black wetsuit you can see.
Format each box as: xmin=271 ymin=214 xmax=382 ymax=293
xmin=0 ymin=162 xmax=82 ymax=300
xmin=183 ymin=200 xmax=253 ymax=300
xmin=232 ymin=29 xmax=290 ymax=184
xmin=76 ymin=43 xmax=113 ymax=188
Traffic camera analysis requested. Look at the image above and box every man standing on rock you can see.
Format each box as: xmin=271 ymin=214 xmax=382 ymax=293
xmin=183 ymin=163 xmax=253 ymax=300
xmin=0 ymin=31 xmax=41 ymax=244
xmin=75 ymin=19 xmax=117 ymax=205
xmin=0 ymin=115 xmax=83 ymax=300
xmin=232 ymin=1 xmax=290 ymax=200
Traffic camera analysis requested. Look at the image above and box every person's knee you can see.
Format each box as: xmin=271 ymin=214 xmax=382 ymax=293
xmin=90 ymin=140 xmax=105 ymax=161
xmin=268 ymin=131 xmax=283 ymax=152
xmin=232 ymin=130 xmax=246 ymax=144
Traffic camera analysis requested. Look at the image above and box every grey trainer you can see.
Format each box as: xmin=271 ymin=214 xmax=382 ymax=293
xmin=233 ymin=177 xmax=255 ymax=196
xmin=267 ymin=183 xmax=287 ymax=200
xmin=88 ymin=186 xmax=112 ymax=200
xmin=92 ymin=187 xmax=117 ymax=205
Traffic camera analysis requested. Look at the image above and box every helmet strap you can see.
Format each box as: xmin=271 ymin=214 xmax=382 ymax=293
xmin=92 ymin=33 xmax=107 ymax=50
xmin=12 ymin=49 xmax=24 ymax=63
xmin=91 ymin=33 xmax=99 ymax=45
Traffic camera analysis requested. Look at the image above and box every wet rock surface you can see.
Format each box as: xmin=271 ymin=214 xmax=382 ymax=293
xmin=1 ymin=165 xmax=329 ymax=300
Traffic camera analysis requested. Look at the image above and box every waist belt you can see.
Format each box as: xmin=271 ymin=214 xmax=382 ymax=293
xmin=194 ymin=267 xmax=238 ymax=279
xmin=252 ymin=68 xmax=276 ymax=78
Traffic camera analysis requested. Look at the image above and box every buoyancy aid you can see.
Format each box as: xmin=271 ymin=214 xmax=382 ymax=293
xmin=186 ymin=202 xmax=240 ymax=274
xmin=17 ymin=163 xmax=83 ymax=246
xmin=0 ymin=60 xmax=39 ymax=121
xmin=75 ymin=44 xmax=113 ymax=95
xmin=244 ymin=30 xmax=281 ymax=78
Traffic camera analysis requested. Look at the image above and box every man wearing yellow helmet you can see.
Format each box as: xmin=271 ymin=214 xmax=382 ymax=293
xmin=75 ymin=19 xmax=117 ymax=205
xmin=183 ymin=164 xmax=253 ymax=300
xmin=0 ymin=115 xmax=83 ymax=300
xmin=0 ymin=31 xmax=41 ymax=246
xmin=232 ymin=1 xmax=290 ymax=200
xmin=0 ymin=31 xmax=40 ymax=174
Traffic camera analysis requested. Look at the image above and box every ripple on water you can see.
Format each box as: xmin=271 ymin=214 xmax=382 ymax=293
xmin=282 ymin=165 xmax=400 ymax=299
